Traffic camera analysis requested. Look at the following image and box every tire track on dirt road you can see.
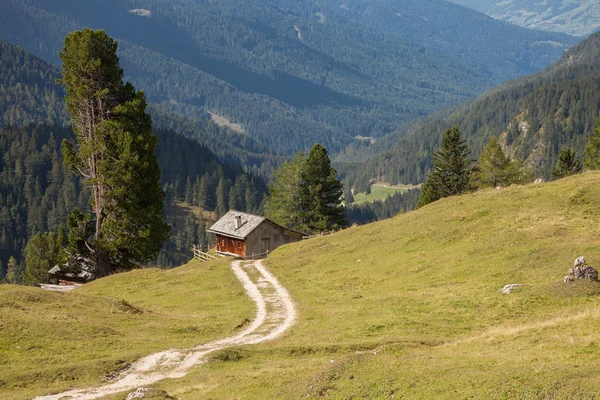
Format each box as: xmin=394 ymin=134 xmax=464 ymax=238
xmin=35 ymin=259 xmax=296 ymax=400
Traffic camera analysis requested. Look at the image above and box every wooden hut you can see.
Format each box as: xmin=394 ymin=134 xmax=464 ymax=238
xmin=207 ymin=211 xmax=304 ymax=259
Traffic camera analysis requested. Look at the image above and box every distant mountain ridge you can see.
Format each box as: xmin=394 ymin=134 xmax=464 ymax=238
xmin=0 ymin=0 xmax=579 ymax=157
xmin=343 ymin=31 xmax=600 ymax=191
xmin=447 ymin=0 xmax=600 ymax=36
xmin=320 ymin=0 xmax=577 ymax=80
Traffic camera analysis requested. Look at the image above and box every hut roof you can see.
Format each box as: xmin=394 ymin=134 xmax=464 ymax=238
xmin=207 ymin=210 xmax=304 ymax=240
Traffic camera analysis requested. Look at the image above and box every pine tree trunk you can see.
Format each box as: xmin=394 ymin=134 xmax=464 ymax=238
xmin=96 ymin=249 xmax=111 ymax=277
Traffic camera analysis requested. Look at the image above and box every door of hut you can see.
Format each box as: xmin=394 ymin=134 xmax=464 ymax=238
xmin=259 ymin=237 xmax=269 ymax=255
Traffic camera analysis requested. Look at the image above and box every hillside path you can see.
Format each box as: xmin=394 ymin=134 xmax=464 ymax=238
xmin=35 ymin=259 xmax=296 ymax=400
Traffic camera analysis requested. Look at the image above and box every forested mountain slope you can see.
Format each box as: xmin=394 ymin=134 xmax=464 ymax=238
xmin=0 ymin=124 xmax=266 ymax=280
xmin=0 ymin=42 xmax=267 ymax=279
xmin=447 ymin=0 xmax=600 ymax=36
xmin=0 ymin=41 xmax=68 ymax=126
xmin=0 ymin=0 xmax=578 ymax=156
xmin=320 ymin=0 xmax=577 ymax=81
xmin=344 ymin=31 xmax=600 ymax=192
xmin=0 ymin=39 xmax=280 ymax=176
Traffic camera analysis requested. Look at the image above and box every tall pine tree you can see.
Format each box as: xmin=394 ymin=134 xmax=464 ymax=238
xmin=470 ymin=137 xmax=531 ymax=189
xmin=59 ymin=29 xmax=169 ymax=277
xmin=264 ymin=152 xmax=305 ymax=231
xmin=418 ymin=127 xmax=471 ymax=208
xmin=551 ymin=148 xmax=582 ymax=179
xmin=299 ymin=144 xmax=346 ymax=233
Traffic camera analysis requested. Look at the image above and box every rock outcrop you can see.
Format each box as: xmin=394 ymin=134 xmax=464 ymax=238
xmin=126 ymin=388 xmax=175 ymax=399
xmin=564 ymin=256 xmax=599 ymax=283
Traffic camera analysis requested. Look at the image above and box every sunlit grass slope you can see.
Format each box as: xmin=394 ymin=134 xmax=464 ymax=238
xmin=155 ymin=172 xmax=600 ymax=399
xmin=0 ymin=259 xmax=254 ymax=400
xmin=352 ymin=183 xmax=414 ymax=205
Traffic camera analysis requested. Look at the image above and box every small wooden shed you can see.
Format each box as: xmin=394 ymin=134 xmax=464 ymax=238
xmin=207 ymin=210 xmax=304 ymax=259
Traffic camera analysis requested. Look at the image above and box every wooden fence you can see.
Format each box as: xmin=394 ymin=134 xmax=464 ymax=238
xmin=193 ymin=245 xmax=218 ymax=262
xmin=303 ymin=230 xmax=335 ymax=239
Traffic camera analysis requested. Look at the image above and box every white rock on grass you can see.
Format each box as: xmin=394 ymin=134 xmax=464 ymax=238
xmin=126 ymin=388 xmax=150 ymax=399
xmin=502 ymin=284 xmax=522 ymax=294
xmin=574 ymin=256 xmax=586 ymax=268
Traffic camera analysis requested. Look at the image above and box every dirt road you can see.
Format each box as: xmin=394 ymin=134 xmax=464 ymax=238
xmin=34 ymin=259 xmax=296 ymax=400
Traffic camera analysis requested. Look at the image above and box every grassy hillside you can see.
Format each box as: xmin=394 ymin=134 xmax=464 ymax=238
xmin=0 ymin=259 xmax=254 ymax=399
xmin=147 ymin=172 xmax=600 ymax=399
xmin=5 ymin=173 xmax=600 ymax=399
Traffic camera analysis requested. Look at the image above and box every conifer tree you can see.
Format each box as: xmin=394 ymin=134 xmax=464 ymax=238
xmin=264 ymin=152 xmax=305 ymax=231
xmin=6 ymin=257 xmax=20 ymax=284
xmin=470 ymin=137 xmax=532 ymax=189
xmin=245 ymin=185 xmax=257 ymax=213
xmin=584 ymin=119 xmax=600 ymax=170
xmin=299 ymin=144 xmax=346 ymax=233
xmin=23 ymin=232 xmax=59 ymax=285
xmin=344 ymin=185 xmax=355 ymax=205
xmin=215 ymin=176 xmax=228 ymax=218
xmin=471 ymin=137 xmax=509 ymax=188
xmin=417 ymin=177 xmax=442 ymax=208
xmin=197 ymin=214 xmax=208 ymax=252
xmin=184 ymin=214 xmax=198 ymax=249
xmin=197 ymin=174 xmax=209 ymax=209
xmin=551 ymin=148 xmax=582 ymax=179
xmin=418 ymin=127 xmax=471 ymax=208
xmin=59 ymin=29 xmax=169 ymax=277
xmin=184 ymin=177 xmax=193 ymax=204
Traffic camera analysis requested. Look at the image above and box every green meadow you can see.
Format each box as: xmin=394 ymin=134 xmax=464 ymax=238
xmin=353 ymin=184 xmax=415 ymax=204
xmin=4 ymin=172 xmax=600 ymax=399
xmin=0 ymin=260 xmax=254 ymax=399
xmin=157 ymin=172 xmax=600 ymax=399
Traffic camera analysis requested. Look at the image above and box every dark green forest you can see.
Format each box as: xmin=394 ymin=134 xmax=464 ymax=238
xmin=0 ymin=126 xmax=86 ymax=281
xmin=2 ymin=1 xmax=597 ymax=281
xmin=0 ymin=41 xmax=69 ymax=127
xmin=0 ymin=0 xmax=577 ymax=160
xmin=0 ymin=38 xmax=282 ymax=180
xmin=0 ymin=124 xmax=267 ymax=282
xmin=0 ymin=38 xmax=425 ymax=283
xmin=0 ymin=40 xmax=268 ymax=280
xmin=344 ymin=31 xmax=600 ymax=192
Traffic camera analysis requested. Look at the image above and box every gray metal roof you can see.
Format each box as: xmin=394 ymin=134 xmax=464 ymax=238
xmin=207 ymin=210 xmax=305 ymax=239
xmin=207 ymin=210 xmax=267 ymax=239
